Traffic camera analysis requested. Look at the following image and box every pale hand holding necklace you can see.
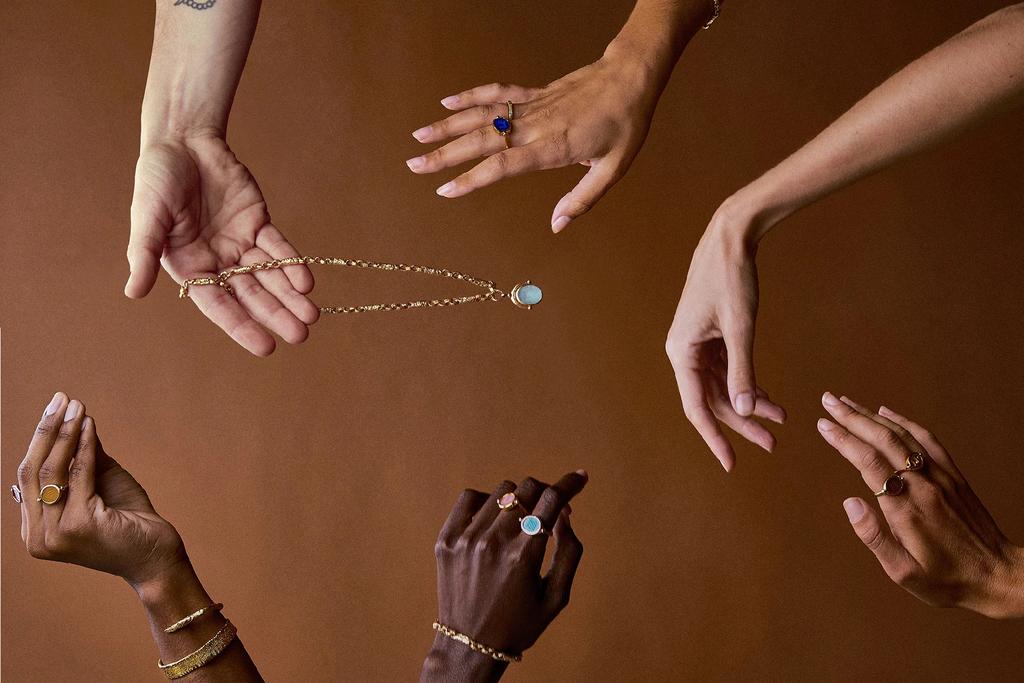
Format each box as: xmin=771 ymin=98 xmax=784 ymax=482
xmin=178 ymin=256 xmax=543 ymax=313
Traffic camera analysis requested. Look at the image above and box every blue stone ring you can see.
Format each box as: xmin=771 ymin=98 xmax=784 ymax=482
xmin=510 ymin=281 xmax=542 ymax=309
xmin=519 ymin=515 xmax=548 ymax=537
xmin=491 ymin=113 xmax=512 ymax=149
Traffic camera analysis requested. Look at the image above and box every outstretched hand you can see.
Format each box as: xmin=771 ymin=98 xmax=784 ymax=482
xmin=407 ymin=51 xmax=664 ymax=232
xmin=818 ymin=393 xmax=1024 ymax=618
xmin=126 ymin=136 xmax=319 ymax=356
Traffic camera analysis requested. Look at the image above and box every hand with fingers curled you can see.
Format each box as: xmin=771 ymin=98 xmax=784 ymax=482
xmin=666 ymin=206 xmax=785 ymax=472
xmin=420 ymin=471 xmax=588 ymax=683
xmin=16 ymin=392 xmax=187 ymax=586
xmin=818 ymin=392 xmax=1024 ymax=619
xmin=14 ymin=392 xmax=264 ymax=680
xmin=407 ymin=1 xmax=719 ymax=233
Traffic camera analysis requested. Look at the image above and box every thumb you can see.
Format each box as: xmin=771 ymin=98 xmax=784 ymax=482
xmin=124 ymin=205 xmax=166 ymax=298
xmin=843 ymin=497 xmax=916 ymax=584
xmin=550 ymin=159 xmax=624 ymax=233
xmin=723 ymin=320 xmax=757 ymax=416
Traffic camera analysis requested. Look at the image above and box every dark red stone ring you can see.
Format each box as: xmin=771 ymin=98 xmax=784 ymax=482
xmin=874 ymin=452 xmax=928 ymax=497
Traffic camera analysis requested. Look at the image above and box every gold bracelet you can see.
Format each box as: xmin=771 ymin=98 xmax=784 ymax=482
xmin=432 ymin=621 xmax=522 ymax=663
xmin=702 ymin=0 xmax=720 ymax=29
xmin=163 ymin=602 xmax=224 ymax=634
xmin=158 ymin=620 xmax=238 ymax=679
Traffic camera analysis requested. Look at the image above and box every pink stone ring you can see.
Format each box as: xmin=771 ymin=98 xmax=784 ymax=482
xmin=497 ymin=492 xmax=524 ymax=513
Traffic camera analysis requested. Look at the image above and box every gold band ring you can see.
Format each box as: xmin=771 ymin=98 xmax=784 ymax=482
xmin=874 ymin=452 xmax=927 ymax=497
xmin=37 ymin=483 xmax=68 ymax=505
xmin=506 ymin=100 xmax=514 ymax=121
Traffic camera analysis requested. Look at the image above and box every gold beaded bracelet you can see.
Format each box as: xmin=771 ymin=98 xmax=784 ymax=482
xmin=432 ymin=621 xmax=522 ymax=663
xmin=703 ymin=0 xmax=720 ymax=29
xmin=163 ymin=602 xmax=224 ymax=634
xmin=158 ymin=620 xmax=238 ymax=680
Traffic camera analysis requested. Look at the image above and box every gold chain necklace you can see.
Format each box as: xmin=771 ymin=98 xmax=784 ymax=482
xmin=177 ymin=256 xmax=543 ymax=313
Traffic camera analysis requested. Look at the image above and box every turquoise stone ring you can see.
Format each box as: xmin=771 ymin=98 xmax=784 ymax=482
xmin=520 ymin=515 xmax=546 ymax=536
xmin=510 ymin=281 xmax=542 ymax=309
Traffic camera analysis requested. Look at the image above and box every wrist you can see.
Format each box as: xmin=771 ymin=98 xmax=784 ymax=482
xmin=132 ymin=558 xmax=207 ymax=616
xmin=603 ymin=2 xmax=706 ymax=90
xmin=979 ymin=544 xmax=1024 ymax=619
xmin=420 ymin=634 xmax=508 ymax=683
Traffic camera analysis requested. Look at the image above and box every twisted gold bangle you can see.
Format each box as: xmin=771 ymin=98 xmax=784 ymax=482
xmin=158 ymin=620 xmax=237 ymax=679
xmin=432 ymin=621 xmax=522 ymax=663
xmin=163 ymin=602 xmax=224 ymax=633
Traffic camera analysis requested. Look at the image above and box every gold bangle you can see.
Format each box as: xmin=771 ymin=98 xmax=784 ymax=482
xmin=158 ymin=620 xmax=237 ymax=679
xmin=702 ymin=0 xmax=720 ymax=29
xmin=432 ymin=621 xmax=522 ymax=663
xmin=164 ymin=602 xmax=224 ymax=633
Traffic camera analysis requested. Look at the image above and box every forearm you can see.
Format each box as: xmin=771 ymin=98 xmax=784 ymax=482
xmin=133 ymin=562 xmax=262 ymax=681
xmin=141 ymin=0 xmax=261 ymax=146
xmin=419 ymin=635 xmax=509 ymax=683
xmin=731 ymin=3 xmax=1024 ymax=240
xmin=604 ymin=0 xmax=722 ymax=92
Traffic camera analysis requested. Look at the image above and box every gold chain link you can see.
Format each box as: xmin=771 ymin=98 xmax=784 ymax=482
xmin=178 ymin=256 xmax=508 ymax=314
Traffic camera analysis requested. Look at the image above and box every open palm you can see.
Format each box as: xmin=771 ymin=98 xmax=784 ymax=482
xmin=126 ymin=136 xmax=318 ymax=356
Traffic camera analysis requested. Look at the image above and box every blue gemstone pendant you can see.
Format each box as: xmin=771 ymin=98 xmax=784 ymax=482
xmin=510 ymin=281 xmax=542 ymax=309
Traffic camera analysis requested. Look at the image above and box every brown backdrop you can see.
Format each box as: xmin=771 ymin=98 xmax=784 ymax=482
xmin=3 ymin=1 xmax=1023 ymax=680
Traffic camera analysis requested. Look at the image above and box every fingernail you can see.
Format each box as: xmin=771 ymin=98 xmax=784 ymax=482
xmin=436 ymin=182 xmax=455 ymax=197
xmin=575 ymin=469 xmax=588 ymax=480
xmin=64 ymin=400 xmax=81 ymax=422
xmin=817 ymin=417 xmax=835 ymax=432
xmin=412 ymin=126 xmax=431 ymax=142
xmin=878 ymin=405 xmax=894 ymax=418
xmin=405 ymin=156 xmax=425 ymax=171
xmin=43 ymin=393 xmax=62 ymax=416
xmin=822 ymin=391 xmax=840 ymax=407
xmin=552 ymin=216 xmax=571 ymax=233
xmin=839 ymin=395 xmax=860 ymax=409
xmin=720 ymin=458 xmax=733 ymax=473
xmin=440 ymin=96 xmax=459 ymax=109
xmin=843 ymin=498 xmax=866 ymax=523
xmin=734 ymin=392 xmax=754 ymax=416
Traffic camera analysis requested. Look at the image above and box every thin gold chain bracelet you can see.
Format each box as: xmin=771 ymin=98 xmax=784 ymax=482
xmin=178 ymin=256 xmax=543 ymax=313
xmin=432 ymin=621 xmax=522 ymax=663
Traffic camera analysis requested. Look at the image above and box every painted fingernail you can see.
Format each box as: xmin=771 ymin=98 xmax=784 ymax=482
xmin=817 ymin=417 xmax=835 ymax=433
xmin=440 ymin=96 xmax=459 ymax=109
xmin=822 ymin=391 xmax=840 ymax=407
xmin=43 ymin=393 xmax=62 ymax=416
xmin=436 ymin=182 xmax=455 ymax=197
xmin=552 ymin=216 xmax=571 ymax=233
xmin=405 ymin=156 xmax=425 ymax=171
xmin=412 ymin=126 xmax=431 ymax=142
xmin=735 ymin=392 xmax=754 ymax=416
xmin=843 ymin=498 xmax=866 ymax=523
xmin=64 ymin=400 xmax=81 ymax=422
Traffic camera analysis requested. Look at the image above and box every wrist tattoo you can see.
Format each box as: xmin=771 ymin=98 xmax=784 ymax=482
xmin=174 ymin=0 xmax=216 ymax=9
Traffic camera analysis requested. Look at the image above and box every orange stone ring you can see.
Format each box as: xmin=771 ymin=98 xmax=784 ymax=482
xmin=37 ymin=483 xmax=68 ymax=505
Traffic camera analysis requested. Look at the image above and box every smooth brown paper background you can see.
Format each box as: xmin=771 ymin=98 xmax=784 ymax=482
xmin=2 ymin=1 xmax=1023 ymax=680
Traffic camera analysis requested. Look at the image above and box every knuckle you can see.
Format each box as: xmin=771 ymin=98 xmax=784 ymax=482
xmin=876 ymin=427 xmax=904 ymax=451
xmin=490 ymin=153 xmax=510 ymax=173
xmin=37 ymin=463 xmax=57 ymax=483
xmin=26 ymin=539 xmax=49 ymax=560
xmin=889 ymin=563 xmax=915 ymax=587
xmin=434 ymin=537 xmax=453 ymax=560
xmin=475 ymin=104 xmax=494 ymax=118
xmin=861 ymin=523 xmax=886 ymax=553
xmin=17 ymin=461 xmax=34 ymax=483
xmin=522 ymin=477 xmax=542 ymax=491
xmin=539 ymin=486 xmax=563 ymax=510
xmin=44 ymin=533 xmax=70 ymax=557
xmin=473 ymin=536 xmax=497 ymax=557
xmin=35 ymin=422 xmax=53 ymax=438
